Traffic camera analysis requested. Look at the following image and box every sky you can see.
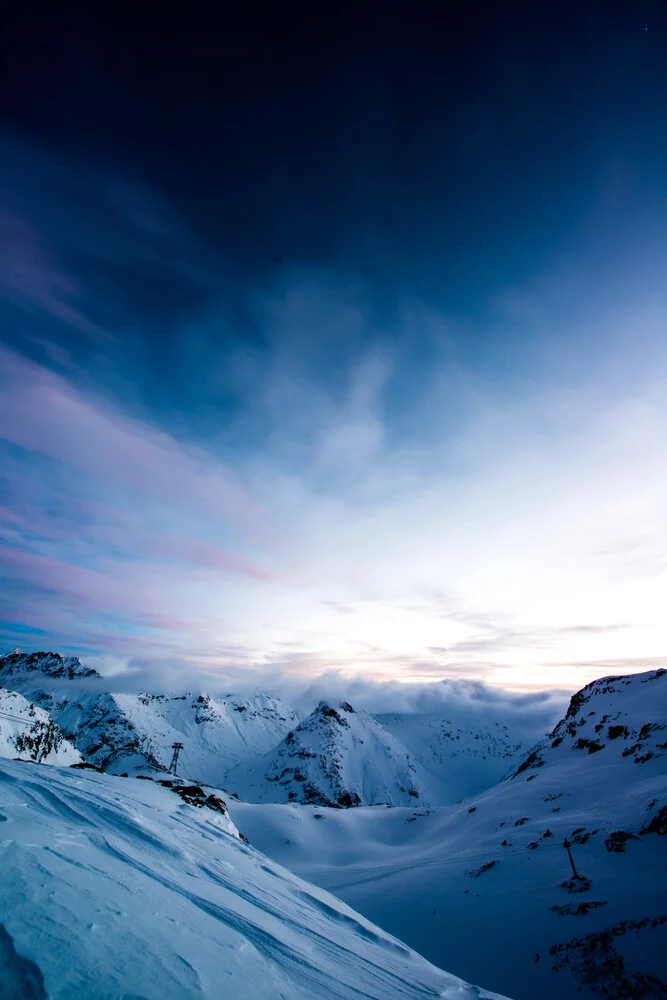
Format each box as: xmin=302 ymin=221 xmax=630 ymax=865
xmin=1 ymin=3 xmax=666 ymax=693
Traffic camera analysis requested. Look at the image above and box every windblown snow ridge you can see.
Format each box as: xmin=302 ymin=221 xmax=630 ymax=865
xmin=0 ymin=757 xmax=511 ymax=1000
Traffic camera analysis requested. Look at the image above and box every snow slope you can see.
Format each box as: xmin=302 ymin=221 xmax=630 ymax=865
xmin=0 ymin=757 xmax=510 ymax=1000
xmin=0 ymin=689 xmax=82 ymax=765
xmin=228 ymin=701 xmax=426 ymax=807
xmin=228 ymin=668 xmax=667 ymax=1000
xmin=106 ymin=691 xmax=301 ymax=779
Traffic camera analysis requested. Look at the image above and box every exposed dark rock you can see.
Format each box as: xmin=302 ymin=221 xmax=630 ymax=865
xmin=605 ymin=830 xmax=639 ymax=852
xmin=573 ymin=738 xmax=605 ymax=754
xmin=466 ymin=860 xmax=499 ymax=877
xmin=550 ymin=915 xmax=667 ymax=998
xmin=172 ymin=784 xmax=206 ymax=806
xmin=551 ymin=900 xmax=608 ymax=916
xmin=204 ymin=794 xmax=227 ymax=815
xmin=641 ymin=806 xmax=667 ymax=837
xmin=572 ymin=827 xmax=598 ymax=845
xmin=512 ymin=750 xmax=545 ymax=778
xmin=318 ymin=705 xmax=350 ymax=728
xmin=639 ymin=723 xmax=665 ymax=739
xmin=561 ymin=876 xmax=593 ymax=894
xmin=337 ymin=791 xmax=362 ymax=808
xmin=14 ymin=718 xmax=70 ymax=764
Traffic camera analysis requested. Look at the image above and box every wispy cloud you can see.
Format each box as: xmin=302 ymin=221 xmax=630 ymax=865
xmin=2 ymin=282 xmax=666 ymax=692
xmin=0 ymin=210 xmax=104 ymax=338
xmin=1 ymin=132 xmax=666 ymax=693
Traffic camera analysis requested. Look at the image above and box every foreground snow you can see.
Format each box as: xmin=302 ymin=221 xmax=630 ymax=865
xmin=0 ymin=758 xmax=510 ymax=1000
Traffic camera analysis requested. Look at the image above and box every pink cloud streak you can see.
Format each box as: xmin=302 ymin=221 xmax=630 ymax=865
xmin=0 ymin=346 xmax=272 ymax=547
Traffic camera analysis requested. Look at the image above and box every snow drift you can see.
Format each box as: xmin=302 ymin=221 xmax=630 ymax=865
xmin=0 ymin=756 xmax=510 ymax=1000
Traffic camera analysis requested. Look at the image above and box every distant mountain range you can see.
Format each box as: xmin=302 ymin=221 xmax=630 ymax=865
xmin=0 ymin=649 xmax=532 ymax=806
xmin=0 ymin=649 xmax=99 ymax=681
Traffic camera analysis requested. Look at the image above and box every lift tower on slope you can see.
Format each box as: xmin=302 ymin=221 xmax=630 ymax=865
xmin=168 ymin=743 xmax=184 ymax=776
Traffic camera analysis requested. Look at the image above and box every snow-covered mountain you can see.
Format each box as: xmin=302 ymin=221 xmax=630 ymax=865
xmin=541 ymin=668 xmax=667 ymax=768
xmin=0 ymin=756 xmax=510 ymax=1000
xmin=0 ymin=688 xmax=82 ymax=765
xmin=2 ymin=650 xmax=299 ymax=783
xmin=0 ymin=650 xmax=536 ymax=807
xmin=228 ymin=701 xmax=426 ymax=807
xmin=44 ymin=690 xmax=300 ymax=782
xmin=228 ymin=668 xmax=667 ymax=1000
xmin=377 ymin=712 xmax=525 ymax=803
xmin=0 ymin=648 xmax=99 ymax=681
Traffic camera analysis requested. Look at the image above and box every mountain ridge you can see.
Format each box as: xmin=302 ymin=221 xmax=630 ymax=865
xmin=0 ymin=650 xmax=535 ymax=806
xmin=0 ymin=649 xmax=100 ymax=681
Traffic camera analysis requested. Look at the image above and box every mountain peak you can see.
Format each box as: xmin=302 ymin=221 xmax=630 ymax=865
xmin=314 ymin=701 xmax=356 ymax=726
xmin=228 ymin=700 xmax=424 ymax=807
xmin=0 ymin=649 xmax=100 ymax=680
xmin=511 ymin=666 xmax=667 ymax=780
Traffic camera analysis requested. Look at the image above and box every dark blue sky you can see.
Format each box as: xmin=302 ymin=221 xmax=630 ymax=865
xmin=1 ymin=2 xmax=666 ymax=687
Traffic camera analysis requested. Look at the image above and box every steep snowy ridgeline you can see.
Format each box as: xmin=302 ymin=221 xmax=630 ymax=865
xmin=27 ymin=690 xmax=300 ymax=782
xmin=0 ymin=649 xmax=100 ymax=681
xmin=227 ymin=669 xmax=667 ymax=1000
xmin=0 ymin=758 xmax=511 ymax=1000
xmin=227 ymin=701 xmax=426 ymax=807
xmin=0 ymin=688 xmax=82 ymax=765
xmin=540 ymin=667 xmax=667 ymax=768
xmin=376 ymin=712 xmax=526 ymax=804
